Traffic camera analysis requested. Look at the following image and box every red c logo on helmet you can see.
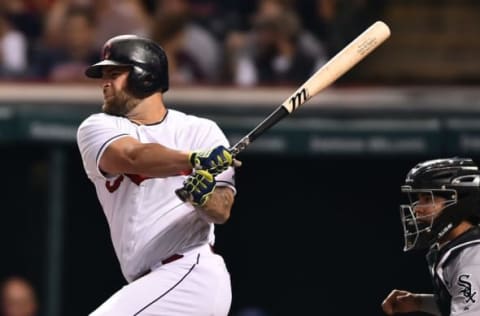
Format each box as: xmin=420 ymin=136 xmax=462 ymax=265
xmin=103 ymin=43 xmax=111 ymax=60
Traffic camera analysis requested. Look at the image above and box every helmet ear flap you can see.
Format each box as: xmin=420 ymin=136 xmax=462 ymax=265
xmin=127 ymin=66 xmax=157 ymax=98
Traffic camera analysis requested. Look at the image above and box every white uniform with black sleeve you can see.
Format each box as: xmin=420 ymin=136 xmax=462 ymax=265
xmin=77 ymin=109 xmax=235 ymax=316
xmin=427 ymin=226 xmax=480 ymax=316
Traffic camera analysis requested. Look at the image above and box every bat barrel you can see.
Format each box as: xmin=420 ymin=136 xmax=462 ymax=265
xmin=281 ymin=20 xmax=391 ymax=113
xmin=174 ymin=21 xmax=391 ymax=203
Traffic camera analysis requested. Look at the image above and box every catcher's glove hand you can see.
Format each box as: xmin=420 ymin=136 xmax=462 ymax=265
xmin=188 ymin=145 xmax=235 ymax=176
xmin=182 ymin=170 xmax=216 ymax=207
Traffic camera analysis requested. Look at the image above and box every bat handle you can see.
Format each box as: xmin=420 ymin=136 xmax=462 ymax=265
xmin=230 ymin=136 xmax=250 ymax=157
xmin=175 ymin=187 xmax=191 ymax=202
xmin=176 ymin=146 xmax=242 ymax=203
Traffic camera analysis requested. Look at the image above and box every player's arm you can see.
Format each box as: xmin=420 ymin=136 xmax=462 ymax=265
xmin=100 ymin=136 xmax=191 ymax=177
xmin=381 ymin=290 xmax=440 ymax=316
xmin=198 ymin=186 xmax=235 ymax=224
xmin=100 ymin=137 xmax=233 ymax=177
xmin=182 ymin=170 xmax=235 ymax=224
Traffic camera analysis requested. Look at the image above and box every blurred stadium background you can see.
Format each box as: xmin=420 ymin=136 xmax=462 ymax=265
xmin=1 ymin=0 xmax=480 ymax=315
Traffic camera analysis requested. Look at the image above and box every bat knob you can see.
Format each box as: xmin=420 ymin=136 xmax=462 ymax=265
xmin=233 ymin=158 xmax=242 ymax=167
xmin=175 ymin=188 xmax=191 ymax=202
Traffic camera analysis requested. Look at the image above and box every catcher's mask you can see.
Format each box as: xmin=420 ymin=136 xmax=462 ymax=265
xmin=400 ymin=157 xmax=480 ymax=251
xmin=85 ymin=34 xmax=169 ymax=98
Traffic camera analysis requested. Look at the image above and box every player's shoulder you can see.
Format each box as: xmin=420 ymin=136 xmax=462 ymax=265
xmin=167 ymin=109 xmax=219 ymax=129
xmin=445 ymin=240 xmax=480 ymax=274
xmin=457 ymin=241 xmax=480 ymax=264
xmin=79 ymin=113 xmax=119 ymax=127
xmin=77 ymin=113 xmax=129 ymax=142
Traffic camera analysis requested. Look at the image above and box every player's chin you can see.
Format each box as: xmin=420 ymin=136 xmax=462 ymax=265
xmin=102 ymin=103 xmax=123 ymax=116
xmin=102 ymin=95 xmax=116 ymax=110
xmin=103 ymin=93 xmax=114 ymax=103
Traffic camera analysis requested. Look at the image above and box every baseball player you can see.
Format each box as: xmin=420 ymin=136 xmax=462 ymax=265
xmin=382 ymin=158 xmax=480 ymax=316
xmin=76 ymin=34 xmax=237 ymax=316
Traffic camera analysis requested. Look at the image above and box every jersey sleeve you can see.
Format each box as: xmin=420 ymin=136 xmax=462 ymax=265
xmin=192 ymin=119 xmax=236 ymax=194
xmin=76 ymin=114 xmax=130 ymax=180
xmin=450 ymin=265 xmax=480 ymax=315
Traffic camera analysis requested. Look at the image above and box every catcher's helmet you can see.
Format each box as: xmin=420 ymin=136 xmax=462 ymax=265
xmin=85 ymin=34 xmax=169 ymax=98
xmin=400 ymin=157 xmax=480 ymax=251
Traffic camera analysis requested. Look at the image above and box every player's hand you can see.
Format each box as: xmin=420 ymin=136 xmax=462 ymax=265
xmin=381 ymin=290 xmax=421 ymax=315
xmin=189 ymin=145 xmax=239 ymax=176
xmin=182 ymin=170 xmax=216 ymax=207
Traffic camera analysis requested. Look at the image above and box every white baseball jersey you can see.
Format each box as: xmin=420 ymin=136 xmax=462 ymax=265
xmin=428 ymin=226 xmax=480 ymax=315
xmin=77 ymin=109 xmax=235 ymax=282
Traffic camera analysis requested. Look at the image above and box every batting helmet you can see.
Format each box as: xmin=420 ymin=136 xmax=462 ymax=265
xmin=85 ymin=34 xmax=169 ymax=98
xmin=400 ymin=157 xmax=480 ymax=251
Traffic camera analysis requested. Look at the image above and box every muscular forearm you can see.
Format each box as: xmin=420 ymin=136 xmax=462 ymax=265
xmin=125 ymin=143 xmax=191 ymax=176
xmin=101 ymin=141 xmax=192 ymax=177
xmin=197 ymin=187 xmax=234 ymax=224
xmin=382 ymin=290 xmax=441 ymax=316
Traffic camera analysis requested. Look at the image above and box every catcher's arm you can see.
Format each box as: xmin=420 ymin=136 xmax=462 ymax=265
xmin=381 ymin=290 xmax=440 ymax=316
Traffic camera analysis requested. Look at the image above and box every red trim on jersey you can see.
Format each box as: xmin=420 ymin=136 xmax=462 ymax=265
xmin=179 ymin=169 xmax=193 ymax=176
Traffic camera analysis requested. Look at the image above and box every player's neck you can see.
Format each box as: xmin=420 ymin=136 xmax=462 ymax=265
xmin=126 ymin=93 xmax=167 ymax=125
xmin=439 ymin=220 xmax=473 ymax=247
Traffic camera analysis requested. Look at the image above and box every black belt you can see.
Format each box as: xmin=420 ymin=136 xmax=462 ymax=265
xmin=136 ymin=245 xmax=214 ymax=280
xmin=134 ymin=254 xmax=183 ymax=280
xmin=161 ymin=245 xmax=214 ymax=264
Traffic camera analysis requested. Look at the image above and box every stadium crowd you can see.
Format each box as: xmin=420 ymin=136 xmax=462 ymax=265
xmin=0 ymin=0 xmax=379 ymax=85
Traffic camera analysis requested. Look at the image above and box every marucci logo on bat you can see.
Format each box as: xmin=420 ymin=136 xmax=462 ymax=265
xmin=289 ymin=88 xmax=309 ymax=111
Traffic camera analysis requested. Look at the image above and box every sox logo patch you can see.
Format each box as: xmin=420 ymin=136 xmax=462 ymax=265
xmin=457 ymin=274 xmax=477 ymax=310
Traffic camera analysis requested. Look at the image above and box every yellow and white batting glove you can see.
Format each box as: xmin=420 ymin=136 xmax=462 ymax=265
xmin=183 ymin=170 xmax=216 ymax=207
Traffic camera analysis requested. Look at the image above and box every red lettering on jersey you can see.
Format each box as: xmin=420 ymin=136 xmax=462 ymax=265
xmin=125 ymin=173 xmax=151 ymax=185
xmin=105 ymin=174 xmax=152 ymax=193
xmin=179 ymin=169 xmax=193 ymax=176
xmin=105 ymin=175 xmax=124 ymax=193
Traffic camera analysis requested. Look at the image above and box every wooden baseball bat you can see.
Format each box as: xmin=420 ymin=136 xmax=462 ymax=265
xmin=176 ymin=21 xmax=391 ymax=202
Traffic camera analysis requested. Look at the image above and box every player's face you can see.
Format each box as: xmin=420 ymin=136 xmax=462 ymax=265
xmin=101 ymin=66 xmax=140 ymax=116
xmin=413 ymin=193 xmax=447 ymax=223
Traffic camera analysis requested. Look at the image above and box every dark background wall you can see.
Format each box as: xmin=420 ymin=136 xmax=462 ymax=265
xmin=1 ymin=0 xmax=480 ymax=315
xmin=0 ymin=143 xmax=452 ymax=315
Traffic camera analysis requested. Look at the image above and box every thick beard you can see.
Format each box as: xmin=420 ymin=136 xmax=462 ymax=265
xmin=102 ymin=89 xmax=141 ymax=116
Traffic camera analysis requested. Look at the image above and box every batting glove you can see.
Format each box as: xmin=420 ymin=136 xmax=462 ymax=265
xmin=188 ymin=145 xmax=233 ymax=176
xmin=183 ymin=170 xmax=216 ymax=207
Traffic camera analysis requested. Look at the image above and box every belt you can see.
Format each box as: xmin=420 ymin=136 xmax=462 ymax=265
xmin=161 ymin=244 xmax=214 ymax=265
xmin=135 ymin=253 xmax=183 ymax=280
xmin=160 ymin=244 xmax=216 ymax=266
xmin=136 ymin=245 xmax=214 ymax=280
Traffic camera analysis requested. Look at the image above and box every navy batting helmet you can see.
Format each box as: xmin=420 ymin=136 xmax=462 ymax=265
xmin=85 ymin=34 xmax=169 ymax=98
